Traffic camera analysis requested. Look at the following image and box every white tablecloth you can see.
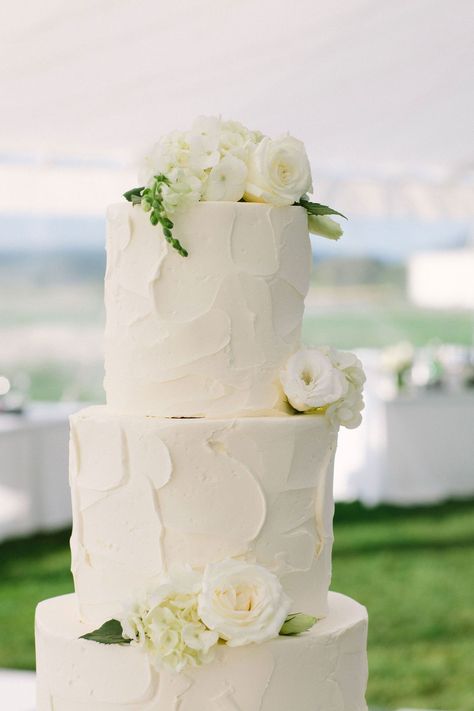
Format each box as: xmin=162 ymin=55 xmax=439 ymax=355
xmin=0 ymin=670 xmax=35 ymax=711
xmin=335 ymin=385 xmax=474 ymax=506
xmin=0 ymin=402 xmax=80 ymax=542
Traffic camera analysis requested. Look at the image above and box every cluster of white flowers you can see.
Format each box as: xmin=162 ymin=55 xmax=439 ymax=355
xmin=280 ymin=347 xmax=366 ymax=429
xmin=381 ymin=341 xmax=414 ymax=374
xmin=120 ymin=559 xmax=291 ymax=672
xmin=138 ymin=116 xmax=313 ymax=214
xmin=121 ymin=567 xmax=218 ymax=673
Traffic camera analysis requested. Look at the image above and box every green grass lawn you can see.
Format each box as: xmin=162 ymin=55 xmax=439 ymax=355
xmin=332 ymin=500 xmax=474 ymax=711
xmin=0 ymin=500 xmax=473 ymax=710
xmin=303 ymin=306 xmax=473 ymax=349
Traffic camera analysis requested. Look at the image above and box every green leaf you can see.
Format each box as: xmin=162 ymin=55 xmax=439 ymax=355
xmin=279 ymin=613 xmax=317 ymax=636
xmin=80 ymin=619 xmax=131 ymax=646
xmin=299 ymin=198 xmax=347 ymax=220
xmin=154 ymin=173 xmax=171 ymax=186
xmin=123 ymin=186 xmax=145 ymax=203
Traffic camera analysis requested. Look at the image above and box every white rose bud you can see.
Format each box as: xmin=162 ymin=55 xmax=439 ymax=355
xmin=280 ymin=348 xmax=349 ymax=412
xmin=244 ymin=135 xmax=313 ymax=207
xmin=308 ymin=214 xmax=343 ymax=240
xmin=199 ymin=559 xmax=291 ymax=647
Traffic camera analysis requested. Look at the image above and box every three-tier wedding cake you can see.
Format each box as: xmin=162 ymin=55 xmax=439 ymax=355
xmin=35 ymin=117 xmax=368 ymax=710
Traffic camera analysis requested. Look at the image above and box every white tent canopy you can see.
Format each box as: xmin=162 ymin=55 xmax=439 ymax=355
xmin=1 ymin=0 xmax=473 ymax=218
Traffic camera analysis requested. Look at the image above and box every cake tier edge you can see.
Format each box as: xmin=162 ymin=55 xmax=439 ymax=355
xmin=36 ymin=591 xmax=368 ymax=711
xmin=104 ymin=201 xmax=312 ymax=418
xmin=70 ymin=406 xmax=337 ymax=626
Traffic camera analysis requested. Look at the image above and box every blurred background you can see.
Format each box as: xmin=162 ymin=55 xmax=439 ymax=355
xmin=0 ymin=1 xmax=473 ymax=709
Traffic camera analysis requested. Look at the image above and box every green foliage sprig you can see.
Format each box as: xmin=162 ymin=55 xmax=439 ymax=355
xmin=81 ymin=619 xmax=131 ymax=645
xmin=123 ymin=184 xmax=346 ymax=258
xmin=123 ymin=176 xmax=188 ymax=257
xmin=298 ymin=198 xmax=347 ymax=220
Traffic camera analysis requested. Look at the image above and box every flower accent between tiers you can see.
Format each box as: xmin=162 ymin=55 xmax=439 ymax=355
xmin=81 ymin=560 xmax=316 ymax=673
xmin=281 ymin=346 xmax=366 ymax=429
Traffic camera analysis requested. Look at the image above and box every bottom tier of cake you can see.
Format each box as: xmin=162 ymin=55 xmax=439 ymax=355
xmin=36 ymin=591 xmax=368 ymax=711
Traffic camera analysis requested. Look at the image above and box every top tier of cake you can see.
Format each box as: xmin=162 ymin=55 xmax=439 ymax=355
xmin=104 ymin=201 xmax=312 ymax=417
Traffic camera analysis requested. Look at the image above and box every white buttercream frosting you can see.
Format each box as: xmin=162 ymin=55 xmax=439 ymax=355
xmin=36 ymin=592 xmax=368 ymax=711
xmin=35 ymin=193 xmax=370 ymax=709
xmin=69 ymin=406 xmax=337 ymax=626
xmin=104 ymin=201 xmax=312 ymax=417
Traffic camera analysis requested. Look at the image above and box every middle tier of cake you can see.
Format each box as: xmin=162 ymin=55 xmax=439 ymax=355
xmin=70 ymin=407 xmax=337 ymax=625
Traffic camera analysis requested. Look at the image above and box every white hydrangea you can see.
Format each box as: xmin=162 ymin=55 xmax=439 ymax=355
xmin=138 ymin=117 xmax=318 ymax=218
xmin=280 ymin=346 xmax=366 ymax=429
xmin=202 ymin=154 xmax=248 ymax=202
xmin=326 ymin=383 xmax=365 ymax=429
xmin=160 ymin=168 xmax=204 ymax=215
xmin=219 ymin=119 xmax=261 ymax=161
xmin=138 ymin=117 xmax=261 ymax=213
xmin=139 ymin=130 xmax=191 ymax=185
xmin=120 ymin=596 xmax=149 ymax=646
xmin=187 ymin=115 xmax=221 ymax=172
xmin=322 ymin=346 xmax=366 ymax=391
xmin=120 ymin=568 xmax=219 ymax=673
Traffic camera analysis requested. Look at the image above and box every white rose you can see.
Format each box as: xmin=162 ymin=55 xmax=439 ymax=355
xmin=244 ymin=135 xmax=313 ymax=206
xmin=280 ymin=348 xmax=348 ymax=412
xmin=202 ymin=154 xmax=248 ymax=202
xmin=198 ymin=559 xmax=291 ymax=647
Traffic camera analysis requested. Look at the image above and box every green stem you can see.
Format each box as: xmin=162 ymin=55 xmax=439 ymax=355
xmin=128 ymin=175 xmax=188 ymax=257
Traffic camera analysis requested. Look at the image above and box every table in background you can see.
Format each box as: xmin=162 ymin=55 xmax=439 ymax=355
xmin=335 ymin=389 xmax=474 ymax=506
xmin=0 ymin=402 xmax=80 ymax=542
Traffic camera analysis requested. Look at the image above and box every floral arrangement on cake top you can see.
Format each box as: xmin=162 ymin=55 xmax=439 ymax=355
xmin=80 ymin=559 xmax=317 ymax=672
xmin=280 ymin=347 xmax=366 ymax=429
xmin=123 ymin=116 xmax=346 ymax=256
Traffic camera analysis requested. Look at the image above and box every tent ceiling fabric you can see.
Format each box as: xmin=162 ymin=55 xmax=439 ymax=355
xmin=1 ymin=0 xmax=473 ymax=218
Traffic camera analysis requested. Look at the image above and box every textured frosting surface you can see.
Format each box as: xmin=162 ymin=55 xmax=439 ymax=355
xmin=104 ymin=201 xmax=312 ymax=417
xmin=36 ymin=592 xmax=368 ymax=711
xmin=70 ymin=406 xmax=337 ymax=626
